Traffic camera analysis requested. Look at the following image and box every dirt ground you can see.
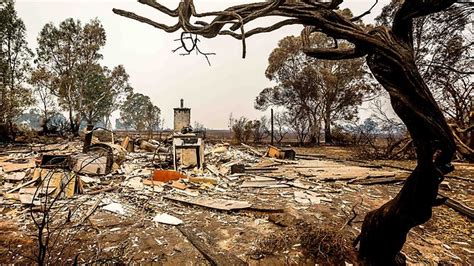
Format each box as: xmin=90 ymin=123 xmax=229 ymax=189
xmin=0 ymin=143 xmax=472 ymax=264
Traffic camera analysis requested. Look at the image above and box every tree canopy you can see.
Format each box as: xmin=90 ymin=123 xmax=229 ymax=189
xmin=0 ymin=0 xmax=34 ymax=135
xmin=34 ymin=18 xmax=132 ymax=133
xmin=256 ymin=32 xmax=377 ymax=143
xmin=119 ymin=92 xmax=161 ymax=134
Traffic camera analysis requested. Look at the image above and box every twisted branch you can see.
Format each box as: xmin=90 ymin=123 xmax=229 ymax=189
xmin=112 ymin=0 xmax=388 ymax=60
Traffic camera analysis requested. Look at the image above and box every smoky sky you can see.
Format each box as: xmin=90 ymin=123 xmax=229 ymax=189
xmin=16 ymin=0 xmax=388 ymax=129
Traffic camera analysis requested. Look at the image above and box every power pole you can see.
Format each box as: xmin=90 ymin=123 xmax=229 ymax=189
xmin=271 ymin=108 xmax=274 ymax=145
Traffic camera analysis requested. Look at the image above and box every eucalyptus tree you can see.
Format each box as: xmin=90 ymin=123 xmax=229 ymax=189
xmin=0 ymin=0 xmax=34 ymax=136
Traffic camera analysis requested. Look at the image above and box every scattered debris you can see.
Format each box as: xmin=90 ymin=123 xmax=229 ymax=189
xmin=438 ymin=193 xmax=474 ymax=220
xmin=164 ymin=196 xmax=252 ymax=211
xmin=294 ymin=191 xmax=332 ymax=205
xmin=171 ymin=180 xmax=187 ymax=190
xmin=1 ymin=159 xmax=35 ymax=173
xmin=0 ymin=132 xmax=472 ymax=264
xmin=177 ymin=225 xmax=247 ymax=266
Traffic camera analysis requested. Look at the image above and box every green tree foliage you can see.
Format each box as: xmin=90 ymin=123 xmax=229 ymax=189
xmin=34 ymin=18 xmax=132 ymax=133
xmin=256 ymin=31 xmax=376 ymax=144
xmin=34 ymin=18 xmax=107 ymax=134
xmin=120 ymin=93 xmax=161 ymax=135
xmin=30 ymin=66 xmax=57 ymax=132
xmin=76 ymin=64 xmax=132 ymax=126
xmin=0 ymin=0 xmax=34 ymax=134
xmin=103 ymin=65 xmax=133 ymax=128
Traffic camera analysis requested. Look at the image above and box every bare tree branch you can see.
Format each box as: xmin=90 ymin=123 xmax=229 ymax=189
xmin=112 ymin=0 xmax=391 ymax=59
xmin=351 ymin=0 xmax=379 ymax=22
xmin=393 ymin=0 xmax=457 ymax=44
xmin=138 ymin=0 xmax=178 ymax=17
xmin=303 ymin=46 xmax=367 ymax=60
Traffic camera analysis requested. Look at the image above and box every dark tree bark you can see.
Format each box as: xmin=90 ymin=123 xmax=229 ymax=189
xmin=112 ymin=0 xmax=461 ymax=263
xmin=324 ymin=112 xmax=332 ymax=144
xmin=356 ymin=33 xmax=456 ymax=263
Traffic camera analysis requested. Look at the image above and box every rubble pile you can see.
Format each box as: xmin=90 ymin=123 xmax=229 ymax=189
xmin=0 ymin=132 xmax=472 ymax=264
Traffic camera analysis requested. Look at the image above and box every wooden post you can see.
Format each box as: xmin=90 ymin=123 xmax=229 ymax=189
xmin=271 ymin=108 xmax=274 ymax=145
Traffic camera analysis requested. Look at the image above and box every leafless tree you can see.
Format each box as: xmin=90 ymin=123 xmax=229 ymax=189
xmin=28 ymin=152 xmax=107 ymax=265
xmin=252 ymin=116 xmax=271 ymax=143
xmin=273 ymin=111 xmax=289 ymax=144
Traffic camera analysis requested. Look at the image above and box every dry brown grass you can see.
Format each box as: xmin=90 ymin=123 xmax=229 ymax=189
xmin=252 ymin=220 xmax=358 ymax=264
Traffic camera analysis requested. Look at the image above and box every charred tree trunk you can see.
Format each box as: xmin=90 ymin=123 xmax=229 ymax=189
xmin=324 ymin=115 xmax=332 ymax=144
xmin=358 ymin=39 xmax=456 ymax=264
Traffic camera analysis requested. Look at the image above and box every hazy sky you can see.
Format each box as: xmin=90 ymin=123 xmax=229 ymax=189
xmin=15 ymin=0 xmax=388 ymax=129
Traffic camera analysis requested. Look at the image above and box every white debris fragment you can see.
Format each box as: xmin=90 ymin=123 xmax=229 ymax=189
xmin=102 ymin=202 xmax=126 ymax=215
xmin=80 ymin=175 xmax=98 ymax=184
xmin=294 ymin=190 xmax=332 ymax=205
xmin=123 ymin=176 xmax=144 ymax=190
xmin=153 ymin=213 xmax=183 ymax=225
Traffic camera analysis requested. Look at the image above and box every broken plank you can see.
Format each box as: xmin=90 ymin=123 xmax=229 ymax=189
xmin=177 ymin=225 xmax=247 ymax=266
xmin=164 ymin=196 xmax=251 ymax=211
xmin=6 ymin=178 xmax=38 ymax=194
xmin=295 ymin=155 xmax=319 ymax=160
xmin=188 ymin=176 xmax=218 ymax=185
xmin=171 ymin=180 xmax=187 ymax=190
xmin=241 ymin=143 xmax=263 ymax=157
xmin=245 ymin=167 xmax=279 ymax=171
xmin=19 ymin=193 xmax=35 ymax=205
xmin=4 ymin=172 xmax=26 ymax=181
xmin=438 ymin=193 xmax=474 ymax=220
xmin=206 ymin=165 xmax=221 ymax=176
xmin=445 ymin=174 xmax=474 ymax=183
xmin=270 ymin=158 xmax=298 ymax=164
xmin=143 ymin=179 xmax=165 ymax=186
xmin=240 ymin=180 xmax=289 ymax=188
xmin=3 ymin=193 xmax=20 ymax=201
xmin=86 ymin=186 xmax=117 ymax=195
xmin=321 ymin=176 xmax=356 ymax=182
xmin=349 ymin=176 xmax=405 ymax=185
xmin=377 ymin=163 xmax=412 ymax=171
xmin=77 ymin=197 xmax=102 ymax=225
xmin=2 ymin=160 xmax=35 ymax=173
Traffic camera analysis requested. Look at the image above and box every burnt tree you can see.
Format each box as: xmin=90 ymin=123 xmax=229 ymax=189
xmin=113 ymin=0 xmax=465 ymax=263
